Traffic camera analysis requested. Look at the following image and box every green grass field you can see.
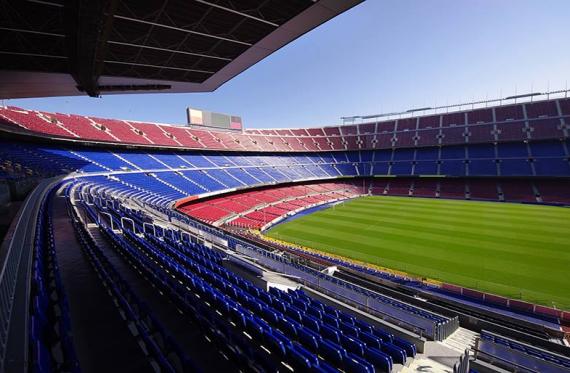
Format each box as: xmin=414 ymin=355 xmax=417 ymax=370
xmin=266 ymin=196 xmax=570 ymax=310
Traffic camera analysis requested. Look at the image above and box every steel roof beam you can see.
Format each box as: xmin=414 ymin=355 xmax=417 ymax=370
xmin=105 ymin=60 xmax=214 ymax=74
xmin=113 ymin=15 xmax=253 ymax=46
xmin=107 ymin=40 xmax=232 ymax=61
xmin=0 ymin=27 xmax=65 ymax=38
xmin=0 ymin=51 xmax=67 ymax=59
xmin=26 ymin=0 xmax=63 ymax=8
xmin=194 ymin=0 xmax=279 ymax=27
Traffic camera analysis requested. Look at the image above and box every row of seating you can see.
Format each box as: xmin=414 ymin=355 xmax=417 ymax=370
xmin=30 ymin=193 xmax=79 ymax=372
xmin=479 ymin=330 xmax=570 ymax=371
xmin=250 ymin=118 xmax=569 ymax=150
xmin=71 ymin=201 xmax=198 ymax=372
xmin=1 ymin=142 xmax=568 ymax=215
xmin=178 ymin=180 xmax=364 ymax=227
xmin=140 ymin=207 xmax=410 ymax=368
xmin=370 ymin=178 xmax=570 ymax=204
xmin=229 ymin=192 xmax=352 ymax=229
xmin=234 ymin=239 xmax=455 ymax=341
xmin=2 ymin=98 xmax=569 ymax=151
xmin=234 ymin=226 xmax=567 ymax=341
xmin=82 ymin=190 xmax=420 ymax=372
xmin=77 ymin=177 xmax=461 ymax=342
xmin=90 ymin=201 xmax=354 ymax=371
xmin=51 ymin=140 xmax=570 ymax=171
xmin=250 ymin=99 xmax=570 ymax=136
xmin=2 ymin=139 xmax=569 ymax=175
xmin=178 ymin=175 xmax=570 ymax=231
xmin=80 ymin=200 xmax=271 ymax=371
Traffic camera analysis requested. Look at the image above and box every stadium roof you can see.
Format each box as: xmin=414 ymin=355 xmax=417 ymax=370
xmin=0 ymin=0 xmax=362 ymax=99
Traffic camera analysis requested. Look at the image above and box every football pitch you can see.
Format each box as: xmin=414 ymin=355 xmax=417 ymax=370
xmin=265 ymin=196 xmax=570 ymax=310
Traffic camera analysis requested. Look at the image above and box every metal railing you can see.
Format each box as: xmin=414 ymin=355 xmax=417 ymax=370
xmin=235 ymin=243 xmax=461 ymax=340
xmin=453 ymin=349 xmax=470 ymax=373
xmin=341 ymin=89 xmax=570 ymax=124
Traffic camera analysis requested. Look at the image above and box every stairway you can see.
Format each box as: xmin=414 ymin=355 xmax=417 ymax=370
xmin=69 ymin=150 xmax=111 ymax=171
xmin=440 ymin=327 xmax=479 ymax=353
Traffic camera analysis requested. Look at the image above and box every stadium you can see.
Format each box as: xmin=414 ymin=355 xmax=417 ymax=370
xmin=0 ymin=1 xmax=569 ymax=372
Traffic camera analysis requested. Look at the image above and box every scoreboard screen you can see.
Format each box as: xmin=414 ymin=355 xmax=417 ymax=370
xmin=187 ymin=107 xmax=242 ymax=130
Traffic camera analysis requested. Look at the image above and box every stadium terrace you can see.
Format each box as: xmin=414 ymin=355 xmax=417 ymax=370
xmin=1 ymin=1 xmax=570 ymax=373
xmin=0 ymin=92 xmax=569 ymax=372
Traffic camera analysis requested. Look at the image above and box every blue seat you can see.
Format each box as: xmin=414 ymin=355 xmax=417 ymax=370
xmin=313 ymin=360 xmax=340 ymax=373
xmin=361 ymin=332 xmax=382 ymax=350
xmin=229 ymin=307 xmax=247 ymax=328
xmin=530 ymin=141 xmax=565 ymax=157
xmin=286 ymin=345 xmax=313 ymax=371
xmin=339 ymin=313 xmax=356 ymax=325
xmin=299 ymin=327 xmax=321 ymax=353
xmin=280 ymin=316 xmax=301 ymax=337
xmin=273 ymin=300 xmax=287 ymax=313
xmin=322 ymin=304 xmax=339 ymax=316
xmin=302 ymin=315 xmax=321 ymax=333
xmin=340 ymin=321 xmax=360 ymax=338
xmin=271 ymin=329 xmax=293 ymax=349
xmin=265 ymin=333 xmax=287 ymax=357
xmin=320 ymin=324 xmax=341 ymax=344
xmin=355 ymin=319 xmax=374 ymax=334
xmin=439 ymin=160 xmax=466 ymax=176
xmin=414 ymin=161 xmax=438 ymax=175
xmin=255 ymin=318 xmax=273 ymax=335
xmin=30 ymin=315 xmax=45 ymax=342
xmin=340 ymin=334 xmax=365 ymax=357
xmin=262 ymin=307 xmax=281 ymax=324
xmin=323 ymin=314 xmax=340 ymax=328
xmin=344 ymin=353 xmax=375 ymax=373
xmin=286 ymin=306 xmax=303 ymax=323
xmin=32 ymin=339 xmax=53 ymax=373
xmin=441 ymin=145 xmax=465 ymax=159
xmin=258 ymin=291 xmax=273 ymax=305
xmin=311 ymin=301 xmax=325 ymax=313
xmin=293 ymin=298 xmax=308 ymax=311
xmin=393 ymin=148 xmax=414 ymax=161
xmin=382 ymin=342 xmax=407 ymax=364
xmin=373 ymin=162 xmax=390 ymax=175
xmin=372 ymin=328 xmax=393 ymax=343
xmin=307 ymin=305 xmax=323 ymax=320
xmin=394 ymin=336 xmax=417 ymax=357
xmin=319 ymin=339 xmax=346 ymax=367
xmin=247 ymin=298 xmax=264 ymax=314
xmin=469 ymin=159 xmax=497 ymax=176
xmin=277 ymin=291 xmax=293 ymax=304
xmin=366 ymin=347 xmax=393 ymax=372
xmin=497 ymin=142 xmax=528 ymax=158
xmin=468 ymin=143 xmax=495 ymax=158
xmin=499 ymin=159 xmax=532 ymax=176
xmin=534 ymin=158 xmax=570 ymax=176
xmin=291 ymin=343 xmax=320 ymax=367
xmin=390 ymin=161 xmax=413 ymax=175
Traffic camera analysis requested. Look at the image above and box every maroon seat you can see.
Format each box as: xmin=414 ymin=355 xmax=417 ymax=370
xmin=439 ymin=179 xmax=466 ymax=199
xmin=536 ymin=180 xmax=570 ymax=204
xmin=468 ymin=179 xmax=499 ymax=201
xmin=500 ymin=180 xmax=536 ymax=203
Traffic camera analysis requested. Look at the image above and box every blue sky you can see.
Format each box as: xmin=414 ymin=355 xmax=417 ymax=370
xmin=7 ymin=0 xmax=570 ymax=128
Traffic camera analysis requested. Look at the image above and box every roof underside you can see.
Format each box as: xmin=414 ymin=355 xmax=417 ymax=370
xmin=0 ymin=0 xmax=362 ymax=99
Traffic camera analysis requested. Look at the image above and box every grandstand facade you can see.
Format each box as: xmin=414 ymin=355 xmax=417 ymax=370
xmin=0 ymin=92 xmax=569 ymax=372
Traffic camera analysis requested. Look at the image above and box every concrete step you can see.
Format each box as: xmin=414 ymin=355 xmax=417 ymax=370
xmin=441 ymin=327 xmax=479 ymax=354
xmin=400 ymin=357 xmax=454 ymax=373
